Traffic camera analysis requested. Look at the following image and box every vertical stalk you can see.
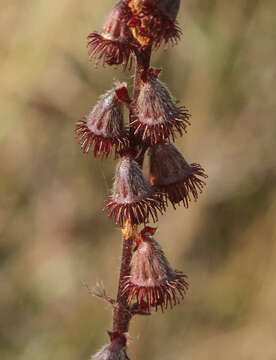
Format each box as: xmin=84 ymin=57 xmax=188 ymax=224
xmin=131 ymin=47 xmax=152 ymax=166
xmin=112 ymin=222 xmax=137 ymax=333
xmin=133 ymin=47 xmax=152 ymax=103
xmin=112 ymin=47 xmax=152 ymax=334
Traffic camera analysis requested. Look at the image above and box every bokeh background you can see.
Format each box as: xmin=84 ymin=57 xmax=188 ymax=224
xmin=1 ymin=0 xmax=276 ymax=359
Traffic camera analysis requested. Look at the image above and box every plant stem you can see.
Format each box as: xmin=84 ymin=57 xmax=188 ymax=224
xmin=133 ymin=46 xmax=152 ymax=103
xmin=132 ymin=47 xmax=152 ymax=167
xmin=112 ymin=222 xmax=137 ymax=333
xmin=112 ymin=47 xmax=152 ymax=334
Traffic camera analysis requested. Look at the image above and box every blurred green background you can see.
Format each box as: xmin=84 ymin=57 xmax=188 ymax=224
xmin=1 ymin=0 xmax=276 ymax=359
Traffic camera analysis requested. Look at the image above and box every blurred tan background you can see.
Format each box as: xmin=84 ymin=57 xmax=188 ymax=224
xmin=1 ymin=0 xmax=276 ymax=359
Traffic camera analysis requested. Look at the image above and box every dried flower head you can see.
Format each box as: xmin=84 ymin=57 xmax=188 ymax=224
xmin=128 ymin=0 xmax=181 ymax=48
xmin=122 ymin=226 xmax=188 ymax=312
xmin=75 ymin=83 xmax=128 ymax=158
xmin=150 ymin=143 xmax=208 ymax=208
xmin=104 ymin=156 xmax=165 ymax=226
xmin=130 ymin=68 xmax=190 ymax=145
xmin=87 ymin=1 xmax=137 ymax=70
xmin=92 ymin=332 xmax=130 ymax=360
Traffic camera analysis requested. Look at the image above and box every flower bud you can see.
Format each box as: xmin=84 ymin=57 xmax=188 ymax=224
xmin=75 ymin=83 xmax=128 ymax=158
xmin=88 ymin=1 xmax=138 ymax=70
xmin=150 ymin=143 xmax=208 ymax=208
xmin=104 ymin=156 xmax=165 ymax=227
xmin=128 ymin=0 xmax=181 ymax=48
xmin=130 ymin=69 xmax=190 ymax=145
xmin=122 ymin=227 xmax=188 ymax=312
xmin=92 ymin=332 xmax=130 ymax=360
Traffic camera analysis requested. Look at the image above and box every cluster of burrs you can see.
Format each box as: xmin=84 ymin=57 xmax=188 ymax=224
xmin=75 ymin=1 xmax=207 ymax=359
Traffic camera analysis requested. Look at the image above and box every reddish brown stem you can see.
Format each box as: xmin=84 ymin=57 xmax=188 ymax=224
xmin=130 ymin=47 xmax=152 ymax=152
xmin=112 ymin=47 xmax=152 ymax=334
xmin=112 ymin=234 xmax=134 ymax=333
xmin=133 ymin=47 xmax=152 ymax=103
xmin=112 ymin=221 xmax=138 ymax=333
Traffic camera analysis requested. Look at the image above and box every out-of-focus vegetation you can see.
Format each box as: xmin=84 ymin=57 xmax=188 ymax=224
xmin=1 ymin=0 xmax=276 ymax=359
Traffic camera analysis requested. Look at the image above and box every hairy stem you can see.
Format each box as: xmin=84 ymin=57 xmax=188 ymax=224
xmin=133 ymin=46 xmax=152 ymax=103
xmin=112 ymin=222 xmax=137 ymax=333
xmin=112 ymin=48 xmax=152 ymax=334
xmin=132 ymin=47 xmax=152 ymax=166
